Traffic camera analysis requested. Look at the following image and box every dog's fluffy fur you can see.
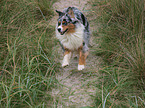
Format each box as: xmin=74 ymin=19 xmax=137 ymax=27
xmin=56 ymin=7 xmax=90 ymax=70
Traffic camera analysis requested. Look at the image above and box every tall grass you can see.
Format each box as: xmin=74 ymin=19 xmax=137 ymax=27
xmin=91 ymin=0 xmax=145 ymax=107
xmin=0 ymin=0 xmax=58 ymax=107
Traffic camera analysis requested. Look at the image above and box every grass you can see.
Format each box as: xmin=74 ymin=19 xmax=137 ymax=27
xmin=0 ymin=0 xmax=58 ymax=107
xmin=91 ymin=0 xmax=145 ymax=107
xmin=1 ymin=0 xmax=144 ymax=107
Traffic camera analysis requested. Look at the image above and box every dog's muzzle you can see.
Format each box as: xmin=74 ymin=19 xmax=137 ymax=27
xmin=57 ymin=28 xmax=68 ymax=35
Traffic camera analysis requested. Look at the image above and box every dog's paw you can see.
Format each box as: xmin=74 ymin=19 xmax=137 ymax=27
xmin=78 ymin=65 xmax=85 ymax=71
xmin=62 ymin=53 xmax=71 ymax=68
xmin=62 ymin=62 xmax=69 ymax=67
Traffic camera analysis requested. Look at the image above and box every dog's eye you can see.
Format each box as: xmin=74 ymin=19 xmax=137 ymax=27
xmin=62 ymin=21 xmax=67 ymax=25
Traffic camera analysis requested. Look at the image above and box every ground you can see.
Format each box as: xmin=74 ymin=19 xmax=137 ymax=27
xmin=49 ymin=0 xmax=101 ymax=107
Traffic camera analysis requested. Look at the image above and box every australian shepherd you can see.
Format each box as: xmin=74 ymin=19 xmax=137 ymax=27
xmin=55 ymin=7 xmax=90 ymax=70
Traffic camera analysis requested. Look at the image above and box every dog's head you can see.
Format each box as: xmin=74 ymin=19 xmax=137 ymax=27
xmin=56 ymin=7 xmax=78 ymax=35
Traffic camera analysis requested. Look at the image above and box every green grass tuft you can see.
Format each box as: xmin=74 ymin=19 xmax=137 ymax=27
xmin=0 ymin=0 xmax=58 ymax=107
xmin=91 ymin=0 xmax=145 ymax=107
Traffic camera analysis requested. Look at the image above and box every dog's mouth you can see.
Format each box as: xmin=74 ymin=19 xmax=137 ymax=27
xmin=59 ymin=28 xmax=68 ymax=35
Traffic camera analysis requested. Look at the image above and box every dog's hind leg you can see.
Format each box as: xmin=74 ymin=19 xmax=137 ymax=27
xmin=78 ymin=45 xmax=89 ymax=70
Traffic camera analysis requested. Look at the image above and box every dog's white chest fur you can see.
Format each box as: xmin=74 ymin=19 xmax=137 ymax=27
xmin=56 ymin=23 xmax=84 ymax=50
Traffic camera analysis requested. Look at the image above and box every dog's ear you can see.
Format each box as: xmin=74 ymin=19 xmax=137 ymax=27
xmin=56 ymin=10 xmax=64 ymax=17
xmin=67 ymin=7 xmax=75 ymax=18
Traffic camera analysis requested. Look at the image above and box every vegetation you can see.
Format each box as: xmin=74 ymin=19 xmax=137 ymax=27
xmin=1 ymin=0 xmax=144 ymax=107
xmin=91 ymin=0 xmax=145 ymax=107
xmin=0 ymin=0 xmax=58 ymax=107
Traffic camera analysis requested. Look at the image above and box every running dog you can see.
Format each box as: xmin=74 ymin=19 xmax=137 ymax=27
xmin=56 ymin=7 xmax=90 ymax=70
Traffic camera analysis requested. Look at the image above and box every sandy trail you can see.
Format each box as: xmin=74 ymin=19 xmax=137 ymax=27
xmin=50 ymin=0 xmax=101 ymax=107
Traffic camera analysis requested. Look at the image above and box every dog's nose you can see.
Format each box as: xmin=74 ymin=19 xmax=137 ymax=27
xmin=58 ymin=28 xmax=61 ymax=32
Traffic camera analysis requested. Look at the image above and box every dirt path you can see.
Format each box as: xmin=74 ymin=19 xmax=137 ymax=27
xmin=50 ymin=0 xmax=101 ymax=107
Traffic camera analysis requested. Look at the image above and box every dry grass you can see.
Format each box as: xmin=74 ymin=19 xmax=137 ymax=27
xmin=0 ymin=0 xmax=58 ymax=107
xmin=91 ymin=0 xmax=145 ymax=107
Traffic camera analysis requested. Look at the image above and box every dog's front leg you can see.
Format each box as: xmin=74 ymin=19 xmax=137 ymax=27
xmin=62 ymin=49 xmax=71 ymax=67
